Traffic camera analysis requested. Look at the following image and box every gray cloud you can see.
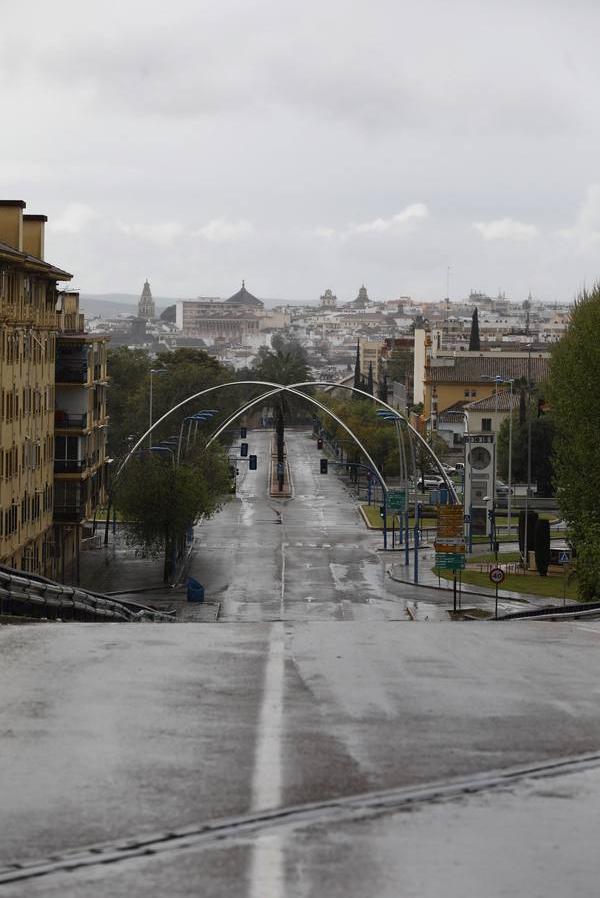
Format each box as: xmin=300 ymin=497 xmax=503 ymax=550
xmin=1 ymin=0 xmax=599 ymax=303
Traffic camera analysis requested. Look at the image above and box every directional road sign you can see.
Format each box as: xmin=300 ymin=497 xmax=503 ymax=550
xmin=435 ymin=552 xmax=466 ymax=571
xmin=387 ymin=490 xmax=406 ymax=511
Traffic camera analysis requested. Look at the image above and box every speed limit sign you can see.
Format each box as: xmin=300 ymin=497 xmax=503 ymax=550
xmin=489 ymin=566 xmax=505 ymax=585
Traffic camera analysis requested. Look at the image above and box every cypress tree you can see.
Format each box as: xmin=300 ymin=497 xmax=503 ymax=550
xmin=352 ymin=340 xmax=363 ymax=399
xmin=519 ymin=389 xmax=527 ymax=425
xmin=534 ymin=519 xmax=551 ymax=577
xmin=518 ymin=509 xmax=538 ymax=555
xmin=469 ymin=307 xmax=481 ymax=351
xmin=367 ymin=362 xmax=374 ymax=395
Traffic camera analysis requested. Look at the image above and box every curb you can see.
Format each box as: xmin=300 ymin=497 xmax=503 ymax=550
xmin=387 ymin=568 xmax=521 ymax=601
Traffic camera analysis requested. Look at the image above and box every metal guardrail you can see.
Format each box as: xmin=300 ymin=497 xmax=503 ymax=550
xmin=498 ymin=601 xmax=600 ymax=622
xmin=0 ymin=566 xmax=174 ymax=623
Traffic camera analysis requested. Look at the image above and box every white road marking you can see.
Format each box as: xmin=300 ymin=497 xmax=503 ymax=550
xmin=250 ymin=622 xmax=285 ymax=898
xmin=281 ymin=541 xmax=286 ymax=614
xmin=576 ymin=625 xmax=600 ymax=634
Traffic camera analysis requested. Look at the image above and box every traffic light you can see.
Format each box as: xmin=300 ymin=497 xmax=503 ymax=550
xmin=240 ymin=442 xmax=248 ymax=457
xmin=241 ymin=426 xmax=247 ymax=438
xmin=320 ymin=458 xmax=328 ymax=474
xmin=317 ymin=438 xmax=323 ymax=450
xmin=379 ymin=505 xmax=385 ymax=518
xmin=249 ymin=454 xmax=257 ymax=470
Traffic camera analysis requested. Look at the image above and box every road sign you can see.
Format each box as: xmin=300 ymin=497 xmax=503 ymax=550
xmin=558 ymin=551 xmax=571 ymax=564
xmin=437 ymin=505 xmax=464 ymax=540
xmin=387 ymin=490 xmax=406 ymax=511
xmin=435 ymin=552 xmax=466 ymax=571
xmin=435 ymin=542 xmax=466 ymax=554
xmin=489 ymin=566 xmax=505 ymax=585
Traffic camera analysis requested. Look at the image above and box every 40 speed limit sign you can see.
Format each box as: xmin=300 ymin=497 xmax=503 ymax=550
xmin=489 ymin=566 xmax=505 ymax=585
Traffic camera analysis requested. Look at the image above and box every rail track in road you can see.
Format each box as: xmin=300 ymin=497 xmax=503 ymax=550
xmin=3 ymin=749 xmax=600 ymax=887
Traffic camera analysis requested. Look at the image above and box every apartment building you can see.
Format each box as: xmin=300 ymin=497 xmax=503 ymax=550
xmin=0 ymin=200 xmax=108 ymax=579
xmin=54 ymin=291 xmax=109 ymax=579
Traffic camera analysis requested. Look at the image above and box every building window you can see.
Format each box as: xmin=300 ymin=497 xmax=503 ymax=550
xmin=482 ymin=418 xmax=492 ymax=432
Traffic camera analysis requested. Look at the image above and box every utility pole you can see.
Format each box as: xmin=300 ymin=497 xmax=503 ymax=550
xmin=523 ymin=344 xmax=533 ymax=570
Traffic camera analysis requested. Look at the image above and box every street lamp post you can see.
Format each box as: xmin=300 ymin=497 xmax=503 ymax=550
xmin=481 ymin=374 xmax=516 ymax=535
xmin=523 ymin=343 xmax=533 ymax=570
xmin=177 ymin=410 xmax=218 ymax=463
xmin=505 ymin=379 xmax=514 ymax=534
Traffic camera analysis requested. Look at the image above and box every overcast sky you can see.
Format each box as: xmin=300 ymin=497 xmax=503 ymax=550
xmin=2 ymin=0 xmax=600 ymax=305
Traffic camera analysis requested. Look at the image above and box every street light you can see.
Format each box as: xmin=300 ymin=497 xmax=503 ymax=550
xmin=523 ymin=343 xmax=534 ymax=571
xmin=178 ymin=410 xmax=219 ymax=462
xmin=149 ymin=368 xmax=167 ymax=447
xmin=376 ymin=410 xmax=405 ymax=552
xmin=482 ymin=374 xmax=516 ymax=528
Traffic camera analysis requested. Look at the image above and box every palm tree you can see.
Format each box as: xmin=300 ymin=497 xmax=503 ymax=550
xmin=253 ymin=337 xmax=312 ymax=470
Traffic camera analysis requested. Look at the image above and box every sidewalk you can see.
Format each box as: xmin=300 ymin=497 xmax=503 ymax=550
xmin=77 ymin=526 xmax=218 ymax=621
xmin=388 ymin=546 xmax=571 ymax=610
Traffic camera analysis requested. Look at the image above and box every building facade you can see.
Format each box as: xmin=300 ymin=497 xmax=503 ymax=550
xmin=54 ymin=292 xmax=109 ymax=578
xmin=0 ymin=200 xmax=108 ymax=579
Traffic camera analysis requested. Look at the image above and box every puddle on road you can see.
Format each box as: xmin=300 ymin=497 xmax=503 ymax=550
xmin=329 ymin=563 xmax=349 ymax=592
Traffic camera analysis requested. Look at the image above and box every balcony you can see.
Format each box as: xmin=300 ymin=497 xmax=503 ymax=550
xmin=55 ymin=366 xmax=89 ymax=384
xmin=53 ymin=504 xmax=86 ymax=523
xmin=55 ymin=411 xmax=88 ymax=429
xmin=54 ymin=458 xmax=87 ymax=474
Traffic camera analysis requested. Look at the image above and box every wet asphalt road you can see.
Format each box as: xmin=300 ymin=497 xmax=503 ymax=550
xmin=2 ymin=429 xmax=600 ymax=896
xmin=191 ymin=428 xmax=441 ymax=621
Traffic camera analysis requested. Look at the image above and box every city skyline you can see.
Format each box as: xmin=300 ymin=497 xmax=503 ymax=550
xmin=3 ymin=0 xmax=600 ymax=302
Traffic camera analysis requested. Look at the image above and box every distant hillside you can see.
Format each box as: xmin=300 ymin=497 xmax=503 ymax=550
xmin=79 ymin=294 xmax=177 ymax=318
xmin=78 ymin=292 xmax=313 ymax=318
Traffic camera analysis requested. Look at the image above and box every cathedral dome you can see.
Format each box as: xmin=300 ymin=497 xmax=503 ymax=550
xmin=225 ymin=281 xmax=264 ymax=308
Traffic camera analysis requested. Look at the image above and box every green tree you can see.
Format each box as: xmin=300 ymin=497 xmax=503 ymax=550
xmin=469 ymin=308 xmax=481 ymax=351
xmin=497 ymin=408 xmax=555 ymax=496
xmin=107 ymin=347 xmax=151 ymax=456
xmin=534 ymin=518 xmax=551 ymax=577
xmin=253 ymin=336 xmax=310 ymax=385
xmin=385 ymin=347 xmax=413 ymax=384
xmin=252 ymin=337 xmax=311 ymax=468
xmin=549 ymin=284 xmax=600 ymax=597
xmin=518 ymin=509 xmax=538 ymax=556
xmin=114 ymin=443 xmax=230 ymax=582
xmin=110 ymin=348 xmax=234 ymax=457
xmin=353 ymin=342 xmax=361 ymax=392
xmin=160 ymin=304 xmax=176 ymax=322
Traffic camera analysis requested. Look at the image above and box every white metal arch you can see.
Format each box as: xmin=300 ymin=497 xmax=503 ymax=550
xmin=114 ymin=378 xmax=456 ymax=502
xmin=203 ymin=384 xmax=389 ymax=492
xmin=115 ymin=380 xmax=289 ymax=484
xmin=289 ymin=381 xmax=458 ymax=502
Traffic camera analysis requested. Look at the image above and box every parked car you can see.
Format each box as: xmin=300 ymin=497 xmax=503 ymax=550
xmin=416 ymin=475 xmax=446 ymax=491
xmin=442 ymin=464 xmax=457 ymax=475
xmin=496 ymin=481 xmax=513 ymax=496
xmin=454 ymin=462 xmax=465 ymax=473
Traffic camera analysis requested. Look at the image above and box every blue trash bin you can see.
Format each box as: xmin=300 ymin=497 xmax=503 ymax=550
xmin=187 ymin=578 xmax=205 ymax=603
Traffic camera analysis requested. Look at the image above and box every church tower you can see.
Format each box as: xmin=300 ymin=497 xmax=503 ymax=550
xmin=138 ymin=279 xmax=155 ymax=319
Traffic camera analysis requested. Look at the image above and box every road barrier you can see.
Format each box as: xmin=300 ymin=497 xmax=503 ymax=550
xmin=0 ymin=566 xmax=174 ymax=623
